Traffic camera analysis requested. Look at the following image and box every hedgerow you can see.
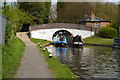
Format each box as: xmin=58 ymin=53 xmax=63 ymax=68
xmin=98 ymin=27 xmax=118 ymax=38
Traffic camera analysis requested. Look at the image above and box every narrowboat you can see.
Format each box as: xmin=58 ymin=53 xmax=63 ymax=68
xmin=55 ymin=35 xmax=68 ymax=47
xmin=73 ymin=35 xmax=84 ymax=47
xmin=113 ymin=37 xmax=120 ymax=48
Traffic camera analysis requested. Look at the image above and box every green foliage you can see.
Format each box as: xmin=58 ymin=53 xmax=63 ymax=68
xmin=57 ymin=2 xmax=94 ymax=23
xmin=2 ymin=5 xmax=32 ymax=33
xmin=95 ymin=3 xmax=118 ymax=22
xmin=95 ymin=2 xmax=119 ymax=31
xmin=30 ymin=38 xmax=50 ymax=45
xmin=39 ymin=47 xmax=76 ymax=78
xmin=5 ymin=23 xmax=13 ymax=43
xmin=83 ymin=35 xmax=113 ymax=45
xmin=57 ymin=2 xmax=118 ymax=26
xmin=2 ymin=5 xmax=32 ymax=43
xmin=98 ymin=27 xmax=118 ymax=38
xmin=57 ymin=2 xmax=64 ymax=11
xmin=2 ymin=37 xmax=25 ymax=78
xmin=107 ymin=23 xmax=119 ymax=32
xmin=0 ymin=44 xmax=2 ymax=79
xmin=118 ymin=3 xmax=120 ymax=26
xmin=19 ymin=2 xmax=51 ymax=25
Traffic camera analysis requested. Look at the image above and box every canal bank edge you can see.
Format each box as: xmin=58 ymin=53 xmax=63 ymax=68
xmin=84 ymin=43 xmax=112 ymax=47
xmin=30 ymin=38 xmax=77 ymax=78
xmin=83 ymin=35 xmax=113 ymax=47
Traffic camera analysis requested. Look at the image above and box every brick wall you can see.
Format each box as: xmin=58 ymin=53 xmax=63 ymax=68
xmin=100 ymin=22 xmax=109 ymax=27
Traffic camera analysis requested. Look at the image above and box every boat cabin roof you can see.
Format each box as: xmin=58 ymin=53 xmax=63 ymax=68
xmin=114 ymin=37 xmax=120 ymax=43
xmin=114 ymin=37 xmax=120 ymax=40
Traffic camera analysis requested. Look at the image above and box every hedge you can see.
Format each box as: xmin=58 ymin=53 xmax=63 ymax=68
xmin=98 ymin=27 xmax=118 ymax=38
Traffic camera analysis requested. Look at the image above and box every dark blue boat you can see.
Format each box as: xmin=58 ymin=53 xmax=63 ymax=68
xmin=73 ymin=35 xmax=84 ymax=47
xmin=113 ymin=37 xmax=120 ymax=48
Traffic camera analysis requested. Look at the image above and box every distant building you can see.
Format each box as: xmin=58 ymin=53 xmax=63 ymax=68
xmin=79 ymin=11 xmax=110 ymax=28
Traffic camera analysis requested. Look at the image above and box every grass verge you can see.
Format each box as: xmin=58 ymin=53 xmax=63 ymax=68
xmin=30 ymin=38 xmax=50 ymax=44
xmin=83 ymin=35 xmax=113 ymax=45
xmin=30 ymin=38 xmax=76 ymax=78
xmin=2 ymin=37 xmax=25 ymax=78
xmin=0 ymin=44 xmax=2 ymax=79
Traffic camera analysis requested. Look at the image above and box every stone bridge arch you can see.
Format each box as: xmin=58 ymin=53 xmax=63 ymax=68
xmin=29 ymin=23 xmax=95 ymax=41
xmin=52 ymin=30 xmax=73 ymax=38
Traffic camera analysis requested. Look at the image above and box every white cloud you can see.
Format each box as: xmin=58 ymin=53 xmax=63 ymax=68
xmin=1 ymin=0 xmax=120 ymax=2
xmin=108 ymin=0 xmax=120 ymax=2
xmin=6 ymin=0 xmax=17 ymax=2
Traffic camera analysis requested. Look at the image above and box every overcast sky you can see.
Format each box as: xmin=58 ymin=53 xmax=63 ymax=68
xmin=1 ymin=0 xmax=120 ymax=3
xmin=108 ymin=0 xmax=119 ymax=2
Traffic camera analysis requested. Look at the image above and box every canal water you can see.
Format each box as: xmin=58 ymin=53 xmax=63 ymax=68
xmin=46 ymin=45 xmax=120 ymax=80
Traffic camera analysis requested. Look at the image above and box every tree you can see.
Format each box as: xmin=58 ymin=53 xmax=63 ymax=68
xmin=2 ymin=5 xmax=32 ymax=32
xmin=2 ymin=5 xmax=32 ymax=42
xmin=57 ymin=2 xmax=118 ymax=28
xmin=94 ymin=2 xmax=119 ymax=32
xmin=18 ymin=2 xmax=51 ymax=25
xmin=118 ymin=2 xmax=120 ymax=26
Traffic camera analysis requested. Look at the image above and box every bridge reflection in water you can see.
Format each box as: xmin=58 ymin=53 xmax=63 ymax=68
xmin=46 ymin=45 xmax=120 ymax=80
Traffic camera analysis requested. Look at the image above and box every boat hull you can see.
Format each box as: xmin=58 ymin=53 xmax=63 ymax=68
xmin=55 ymin=37 xmax=68 ymax=46
xmin=55 ymin=42 xmax=68 ymax=47
xmin=72 ymin=42 xmax=83 ymax=48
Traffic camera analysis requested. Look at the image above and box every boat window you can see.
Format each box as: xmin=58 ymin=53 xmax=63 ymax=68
xmin=60 ymin=37 xmax=64 ymax=41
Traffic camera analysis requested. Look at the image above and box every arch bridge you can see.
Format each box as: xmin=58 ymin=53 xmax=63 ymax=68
xmin=29 ymin=23 xmax=95 ymax=41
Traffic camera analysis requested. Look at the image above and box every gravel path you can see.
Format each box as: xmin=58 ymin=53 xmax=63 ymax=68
xmin=15 ymin=32 xmax=52 ymax=78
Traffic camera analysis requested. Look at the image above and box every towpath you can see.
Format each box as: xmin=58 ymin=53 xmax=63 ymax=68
xmin=15 ymin=32 xmax=52 ymax=78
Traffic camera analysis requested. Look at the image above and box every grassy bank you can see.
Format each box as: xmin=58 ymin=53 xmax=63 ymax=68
xmin=30 ymin=38 xmax=51 ymax=45
xmin=30 ymin=38 xmax=76 ymax=78
xmin=0 ymin=44 xmax=2 ymax=79
xmin=2 ymin=37 xmax=25 ymax=78
xmin=83 ymin=35 xmax=113 ymax=45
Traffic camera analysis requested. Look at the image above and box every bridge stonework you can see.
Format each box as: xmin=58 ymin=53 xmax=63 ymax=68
xmin=29 ymin=23 xmax=95 ymax=41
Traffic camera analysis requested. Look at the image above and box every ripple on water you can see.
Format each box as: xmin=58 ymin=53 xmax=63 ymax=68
xmin=46 ymin=45 xmax=120 ymax=79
